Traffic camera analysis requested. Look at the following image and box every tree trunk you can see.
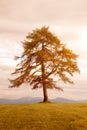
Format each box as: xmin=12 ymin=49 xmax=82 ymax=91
xmin=41 ymin=42 xmax=49 ymax=102
xmin=43 ymin=83 xmax=48 ymax=102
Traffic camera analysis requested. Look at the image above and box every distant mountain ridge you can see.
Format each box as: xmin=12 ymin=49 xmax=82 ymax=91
xmin=0 ymin=97 xmax=87 ymax=104
xmin=0 ymin=97 xmax=41 ymax=104
xmin=52 ymin=98 xmax=87 ymax=103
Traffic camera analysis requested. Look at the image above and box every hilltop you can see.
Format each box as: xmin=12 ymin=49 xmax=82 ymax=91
xmin=0 ymin=103 xmax=87 ymax=130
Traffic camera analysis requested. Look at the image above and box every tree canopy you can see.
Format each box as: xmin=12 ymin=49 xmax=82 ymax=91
xmin=9 ymin=26 xmax=80 ymax=102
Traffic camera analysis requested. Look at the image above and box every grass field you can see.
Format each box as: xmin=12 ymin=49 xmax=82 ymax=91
xmin=0 ymin=103 xmax=87 ymax=130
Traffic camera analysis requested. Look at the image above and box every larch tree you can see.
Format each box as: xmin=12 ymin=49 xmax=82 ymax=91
xmin=9 ymin=26 xmax=80 ymax=102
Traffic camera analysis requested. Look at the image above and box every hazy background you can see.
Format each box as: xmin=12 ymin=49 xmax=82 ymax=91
xmin=0 ymin=0 xmax=87 ymax=100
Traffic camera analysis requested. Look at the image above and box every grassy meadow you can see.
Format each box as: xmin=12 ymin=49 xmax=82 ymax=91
xmin=0 ymin=103 xmax=87 ymax=130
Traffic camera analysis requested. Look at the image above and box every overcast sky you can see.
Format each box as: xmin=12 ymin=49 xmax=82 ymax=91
xmin=0 ymin=0 xmax=87 ymax=100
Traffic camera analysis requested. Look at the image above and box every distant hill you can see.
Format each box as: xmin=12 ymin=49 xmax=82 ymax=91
xmin=0 ymin=97 xmax=42 ymax=104
xmin=52 ymin=97 xmax=87 ymax=103
xmin=0 ymin=97 xmax=87 ymax=104
xmin=52 ymin=97 xmax=76 ymax=103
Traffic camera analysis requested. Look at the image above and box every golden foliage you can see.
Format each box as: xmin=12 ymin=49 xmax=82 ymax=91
xmin=9 ymin=26 xmax=80 ymax=92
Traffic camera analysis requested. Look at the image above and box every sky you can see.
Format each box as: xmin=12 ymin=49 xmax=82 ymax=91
xmin=0 ymin=0 xmax=87 ymax=100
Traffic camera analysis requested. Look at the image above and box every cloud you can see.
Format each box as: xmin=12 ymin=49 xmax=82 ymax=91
xmin=0 ymin=0 xmax=87 ymax=24
xmin=0 ymin=39 xmax=23 ymax=56
xmin=0 ymin=40 xmax=23 ymax=91
xmin=0 ymin=0 xmax=87 ymax=27
xmin=0 ymin=0 xmax=87 ymax=42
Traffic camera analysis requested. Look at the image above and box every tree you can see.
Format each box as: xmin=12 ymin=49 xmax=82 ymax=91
xmin=9 ymin=26 xmax=80 ymax=102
